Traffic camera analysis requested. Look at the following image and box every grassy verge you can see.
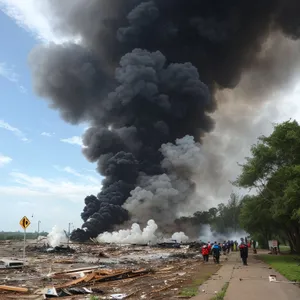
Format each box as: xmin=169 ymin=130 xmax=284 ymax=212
xmin=179 ymin=265 xmax=220 ymax=298
xmin=258 ymin=254 xmax=300 ymax=282
xmin=279 ymin=245 xmax=290 ymax=253
xmin=180 ymin=287 xmax=199 ymax=297
xmin=211 ymin=282 xmax=229 ymax=300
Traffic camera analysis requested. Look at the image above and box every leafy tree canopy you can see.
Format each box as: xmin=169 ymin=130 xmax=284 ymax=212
xmin=235 ymin=120 xmax=300 ymax=253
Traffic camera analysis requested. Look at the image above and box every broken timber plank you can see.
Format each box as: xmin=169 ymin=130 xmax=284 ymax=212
xmin=91 ymin=269 xmax=152 ymax=284
xmin=84 ymin=272 xmax=96 ymax=282
xmin=0 ymin=285 xmax=29 ymax=293
xmin=55 ymin=275 xmax=88 ymax=289
xmin=54 ymin=269 xmax=152 ymax=289
xmin=151 ymin=284 xmax=174 ymax=293
xmin=50 ymin=265 xmax=102 ymax=276
xmin=159 ymin=266 xmax=175 ymax=272
xmin=99 ymin=270 xmax=149 ymax=281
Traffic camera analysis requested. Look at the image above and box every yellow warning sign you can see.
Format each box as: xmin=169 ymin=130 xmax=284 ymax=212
xmin=19 ymin=216 xmax=31 ymax=230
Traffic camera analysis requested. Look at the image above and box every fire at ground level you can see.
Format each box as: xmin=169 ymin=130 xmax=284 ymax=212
xmin=0 ymin=239 xmax=225 ymax=299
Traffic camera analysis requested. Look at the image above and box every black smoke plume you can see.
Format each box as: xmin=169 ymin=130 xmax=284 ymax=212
xmin=29 ymin=0 xmax=300 ymax=241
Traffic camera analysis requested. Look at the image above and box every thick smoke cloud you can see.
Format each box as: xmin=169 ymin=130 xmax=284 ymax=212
xmin=124 ymin=136 xmax=204 ymax=229
xmin=30 ymin=43 xmax=111 ymax=124
xmin=29 ymin=0 xmax=300 ymax=241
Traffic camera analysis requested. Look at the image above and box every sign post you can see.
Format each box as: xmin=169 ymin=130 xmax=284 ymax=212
xmin=19 ymin=216 xmax=31 ymax=260
xmin=23 ymin=228 xmax=26 ymax=259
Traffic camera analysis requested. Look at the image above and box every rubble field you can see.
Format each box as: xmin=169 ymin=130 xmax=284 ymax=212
xmin=0 ymin=240 xmax=222 ymax=300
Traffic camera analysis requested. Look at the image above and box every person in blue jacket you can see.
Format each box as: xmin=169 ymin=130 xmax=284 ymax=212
xmin=212 ymin=242 xmax=221 ymax=264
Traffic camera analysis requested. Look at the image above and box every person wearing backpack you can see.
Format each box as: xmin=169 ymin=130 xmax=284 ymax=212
xmin=212 ymin=242 xmax=221 ymax=264
xmin=201 ymin=244 xmax=209 ymax=262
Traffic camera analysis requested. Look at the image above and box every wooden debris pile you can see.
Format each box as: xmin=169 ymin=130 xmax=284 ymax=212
xmin=0 ymin=266 xmax=153 ymax=299
xmin=52 ymin=267 xmax=152 ymax=289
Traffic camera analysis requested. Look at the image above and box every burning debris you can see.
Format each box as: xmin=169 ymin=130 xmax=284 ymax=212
xmin=46 ymin=246 xmax=75 ymax=254
xmin=29 ymin=0 xmax=300 ymax=241
xmin=47 ymin=225 xmax=69 ymax=248
xmin=25 ymin=226 xmax=77 ymax=255
xmin=156 ymin=242 xmax=181 ymax=249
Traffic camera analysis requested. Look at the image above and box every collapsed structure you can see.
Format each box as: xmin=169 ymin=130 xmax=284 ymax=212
xmin=29 ymin=0 xmax=300 ymax=241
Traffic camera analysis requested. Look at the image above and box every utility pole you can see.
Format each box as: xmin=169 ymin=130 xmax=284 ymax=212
xmin=68 ymin=223 xmax=72 ymax=245
xmin=37 ymin=220 xmax=41 ymax=238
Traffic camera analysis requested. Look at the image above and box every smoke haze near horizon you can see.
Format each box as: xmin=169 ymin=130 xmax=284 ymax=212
xmin=97 ymin=219 xmax=189 ymax=244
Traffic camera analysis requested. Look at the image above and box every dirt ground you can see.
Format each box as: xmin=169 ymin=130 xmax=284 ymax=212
xmin=0 ymin=240 xmax=222 ymax=299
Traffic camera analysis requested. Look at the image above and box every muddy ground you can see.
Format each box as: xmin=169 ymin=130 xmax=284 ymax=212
xmin=0 ymin=240 xmax=223 ymax=299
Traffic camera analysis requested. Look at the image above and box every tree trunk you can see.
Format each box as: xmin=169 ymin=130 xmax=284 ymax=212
xmin=288 ymin=239 xmax=295 ymax=254
xmin=262 ymin=228 xmax=271 ymax=249
xmin=293 ymin=226 xmax=300 ymax=254
xmin=286 ymin=230 xmax=296 ymax=253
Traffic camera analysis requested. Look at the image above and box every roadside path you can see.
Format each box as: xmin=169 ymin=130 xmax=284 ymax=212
xmin=191 ymin=251 xmax=300 ymax=300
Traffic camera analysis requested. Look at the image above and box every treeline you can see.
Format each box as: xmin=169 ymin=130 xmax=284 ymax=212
xmin=174 ymin=193 xmax=243 ymax=238
xmin=235 ymin=120 xmax=300 ymax=253
xmin=0 ymin=232 xmax=48 ymax=240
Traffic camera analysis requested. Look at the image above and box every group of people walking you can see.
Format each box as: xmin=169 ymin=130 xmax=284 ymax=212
xmin=201 ymin=241 xmax=222 ymax=263
xmin=201 ymin=238 xmax=252 ymax=265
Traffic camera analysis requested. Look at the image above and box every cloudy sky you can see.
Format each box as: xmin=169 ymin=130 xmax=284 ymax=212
xmin=1 ymin=0 xmax=300 ymax=233
xmin=0 ymin=0 xmax=102 ymax=232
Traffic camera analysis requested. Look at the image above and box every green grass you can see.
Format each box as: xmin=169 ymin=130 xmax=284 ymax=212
xmin=192 ymin=274 xmax=212 ymax=286
xmin=179 ymin=267 xmax=220 ymax=298
xmin=179 ymin=275 xmax=211 ymax=298
xmin=180 ymin=287 xmax=198 ymax=297
xmin=258 ymin=254 xmax=300 ymax=282
xmin=211 ymin=282 xmax=229 ymax=300
xmin=89 ymin=296 xmax=99 ymax=300
xmin=279 ymin=245 xmax=290 ymax=253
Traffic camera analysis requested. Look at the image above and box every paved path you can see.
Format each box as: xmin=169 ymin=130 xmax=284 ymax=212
xmin=192 ymin=251 xmax=300 ymax=300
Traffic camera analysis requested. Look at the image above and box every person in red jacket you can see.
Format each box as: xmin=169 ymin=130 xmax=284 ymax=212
xmin=202 ymin=245 xmax=209 ymax=262
xmin=207 ymin=241 xmax=212 ymax=253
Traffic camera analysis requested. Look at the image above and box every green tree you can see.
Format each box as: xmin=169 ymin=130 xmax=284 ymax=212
xmin=235 ymin=120 xmax=300 ymax=253
xmin=239 ymin=195 xmax=277 ymax=248
xmin=228 ymin=193 xmax=241 ymax=234
xmin=208 ymin=207 xmax=218 ymax=219
xmin=209 ymin=193 xmax=242 ymax=234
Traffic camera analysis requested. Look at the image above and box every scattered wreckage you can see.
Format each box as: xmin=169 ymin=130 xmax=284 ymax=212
xmin=0 ymin=267 xmax=152 ymax=298
xmin=0 ymin=259 xmax=24 ymax=269
xmin=0 ymin=239 xmax=214 ymax=299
